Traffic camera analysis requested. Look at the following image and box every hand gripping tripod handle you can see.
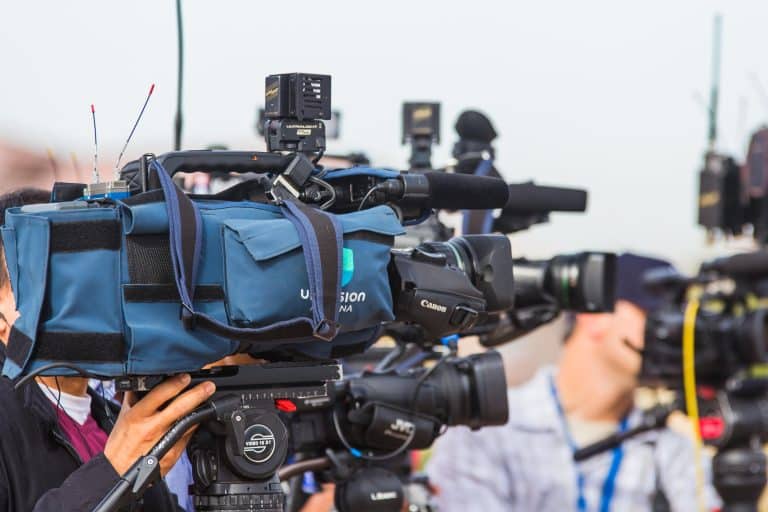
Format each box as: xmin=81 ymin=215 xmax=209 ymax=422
xmin=92 ymin=397 xmax=239 ymax=512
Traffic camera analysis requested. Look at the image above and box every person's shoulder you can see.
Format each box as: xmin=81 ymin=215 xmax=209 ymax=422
xmin=505 ymin=366 xmax=558 ymax=429
xmin=0 ymin=376 xmax=20 ymax=405
xmin=0 ymin=377 xmax=33 ymax=430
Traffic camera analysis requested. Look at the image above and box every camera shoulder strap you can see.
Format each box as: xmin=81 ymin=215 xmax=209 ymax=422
xmin=151 ymin=160 xmax=341 ymax=345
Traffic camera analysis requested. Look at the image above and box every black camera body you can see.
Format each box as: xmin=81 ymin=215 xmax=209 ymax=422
xmin=389 ymin=235 xmax=515 ymax=340
xmin=289 ymin=351 xmax=508 ymax=454
xmin=402 ymin=102 xmax=440 ymax=170
xmin=264 ymin=73 xmax=331 ymax=154
xmin=640 ymin=262 xmax=768 ymax=389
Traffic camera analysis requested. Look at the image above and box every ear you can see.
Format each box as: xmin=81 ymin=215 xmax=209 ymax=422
xmin=0 ymin=281 xmax=18 ymax=346
xmin=0 ymin=311 xmax=9 ymax=345
xmin=573 ymin=313 xmax=613 ymax=341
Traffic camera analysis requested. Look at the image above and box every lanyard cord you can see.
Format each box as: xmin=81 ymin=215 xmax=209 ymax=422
xmin=549 ymin=375 xmax=629 ymax=512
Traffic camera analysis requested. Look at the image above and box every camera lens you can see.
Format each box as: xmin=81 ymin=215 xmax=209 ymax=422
xmin=420 ymin=235 xmax=514 ymax=312
xmin=549 ymin=253 xmax=615 ymax=311
xmin=432 ymin=351 xmax=509 ymax=429
xmin=514 ymin=252 xmax=616 ymax=312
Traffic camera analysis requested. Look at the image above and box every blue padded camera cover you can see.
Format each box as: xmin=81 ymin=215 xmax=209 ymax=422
xmin=0 ymin=164 xmax=404 ymax=378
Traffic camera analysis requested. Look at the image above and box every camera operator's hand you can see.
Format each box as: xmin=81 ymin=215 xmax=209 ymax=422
xmin=103 ymin=373 xmax=216 ymax=476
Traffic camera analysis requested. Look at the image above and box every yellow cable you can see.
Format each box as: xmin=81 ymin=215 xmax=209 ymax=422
xmin=682 ymin=298 xmax=706 ymax=512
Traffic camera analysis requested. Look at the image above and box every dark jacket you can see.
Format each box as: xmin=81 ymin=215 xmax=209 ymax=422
xmin=0 ymin=376 xmax=182 ymax=511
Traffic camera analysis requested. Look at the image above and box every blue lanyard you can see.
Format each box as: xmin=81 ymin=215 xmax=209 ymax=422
xmin=549 ymin=375 xmax=629 ymax=512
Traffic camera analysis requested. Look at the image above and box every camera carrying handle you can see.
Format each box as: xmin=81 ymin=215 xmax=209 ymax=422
xmin=138 ymin=150 xmax=294 ymax=177
xmin=121 ymin=151 xmax=296 ymax=194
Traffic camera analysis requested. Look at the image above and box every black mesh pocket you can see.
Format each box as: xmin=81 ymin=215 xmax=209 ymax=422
xmin=126 ymin=234 xmax=173 ymax=284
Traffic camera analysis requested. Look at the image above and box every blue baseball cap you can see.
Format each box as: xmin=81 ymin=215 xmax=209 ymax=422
xmin=615 ymin=253 xmax=674 ymax=313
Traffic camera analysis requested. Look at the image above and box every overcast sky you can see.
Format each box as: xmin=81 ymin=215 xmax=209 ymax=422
xmin=1 ymin=0 xmax=767 ymax=270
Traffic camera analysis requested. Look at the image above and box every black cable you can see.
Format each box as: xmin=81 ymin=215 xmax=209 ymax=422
xmin=308 ymin=176 xmax=336 ymax=210
xmin=331 ymin=406 xmax=416 ymax=461
xmin=357 ymin=184 xmax=382 ymax=211
xmin=39 ymin=376 xmax=99 ymax=462
xmin=409 ymin=357 xmax=445 ymax=412
xmin=13 ymin=362 xmax=92 ymax=390
xmin=373 ymin=344 xmax=407 ymax=373
xmin=278 ymin=456 xmax=331 ymax=481
xmin=96 ymin=380 xmax=117 ymax=428
xmin=285 ymin=454 xmax=308 ymax=512
xmin=173 ymin=0 xmax=184 ymax=151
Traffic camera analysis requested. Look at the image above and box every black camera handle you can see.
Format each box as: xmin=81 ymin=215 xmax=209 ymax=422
xmin=92 ymin=396 xmax=241 ymax=512
xmin=573 ymin=403 xmax=673 ymax=462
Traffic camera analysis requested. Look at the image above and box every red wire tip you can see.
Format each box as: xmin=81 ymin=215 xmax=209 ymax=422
xmin=90 ymin=104 xmax=95 ymax=113
xmin=149 ymin=84 xmax=156 ymax=95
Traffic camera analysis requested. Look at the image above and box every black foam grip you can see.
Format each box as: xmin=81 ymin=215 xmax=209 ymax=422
xmin=423 ymin=172 xmax=509 ymax=210
xmin=503 ymin=182 xmax=587 ymax=214
xmin=455 ymin=110 xmax=497 ymax=143
xmin=124 ymin=150 xmax=293 ymax=177
xmin=709 ymin=250 xmax=768 ymax=276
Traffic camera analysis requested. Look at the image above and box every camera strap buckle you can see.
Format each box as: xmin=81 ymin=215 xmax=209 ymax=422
xmin=180 ymin=303 xmax=197 ymax=330
xmin=313 ymin=319 xmax=339 ymax=342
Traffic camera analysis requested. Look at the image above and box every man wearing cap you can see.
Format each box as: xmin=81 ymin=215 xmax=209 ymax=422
xmin=427 ymin=253 xmax=720 ymax=511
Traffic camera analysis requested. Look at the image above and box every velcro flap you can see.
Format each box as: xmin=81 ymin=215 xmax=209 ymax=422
xmin=223 ymin=205 xmax=405 ymax=262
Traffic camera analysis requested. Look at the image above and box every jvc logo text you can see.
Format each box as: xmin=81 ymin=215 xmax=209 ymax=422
xmin=389 ymin=418 xmax=415 ymax=434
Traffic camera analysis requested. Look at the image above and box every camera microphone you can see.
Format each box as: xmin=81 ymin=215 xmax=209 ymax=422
xmin=455 ymin=110 xmax=497 ymax=144
xmin=380 ymin=172 xmax=510 ymax=210
xmin=701 ymin=250 xmax=768 ymax=277
xmin=453 ymin=110 xmax=498 ymax=167
xmin=503 ymin=182 xmax=588 ymax=214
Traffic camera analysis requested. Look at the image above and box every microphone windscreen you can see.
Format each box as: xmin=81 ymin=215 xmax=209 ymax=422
xmin=424 ymin=172 xmax=509 ymax=210
xmin=455 ymin=110 xmax=497 ymax=143
xmin=503 ymin=183 xmax=587 ymax=214
xmin=704 ymin=250 xmax=768 ymax=277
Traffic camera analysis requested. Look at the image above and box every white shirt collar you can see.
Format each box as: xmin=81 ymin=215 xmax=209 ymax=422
xmin=37 ymin=382 xmax=92 ymax=426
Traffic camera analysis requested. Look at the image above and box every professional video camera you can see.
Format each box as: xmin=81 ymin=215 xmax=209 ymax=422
xmin=638 ymin=251 xmax=768 ymax=511
xmin=54 ymin=73 xmax=516 ymax=511
xmin=465 ymin=252 xmax=616 ymax=348
xmin=98 ymin=225 xmax=515 ymax=510
xmin=282 ymin=350 xmax=507 ymax=512
xmin=102 ymin=346 xmax=505 ymax=512
xmin=641 ymin=253 xmax=768 ymax=388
